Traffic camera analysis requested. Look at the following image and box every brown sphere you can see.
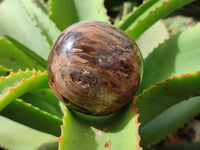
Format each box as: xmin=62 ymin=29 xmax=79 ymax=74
xmin=47 ymin=21 xmax=143 ymax=116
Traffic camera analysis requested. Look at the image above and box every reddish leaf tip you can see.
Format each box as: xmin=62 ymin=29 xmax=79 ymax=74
xmin=149 ymin=10 xmax=153 ymax=13
xmin=134 ymin=114 xmax=142 ymax=150
xmin=163 ymin=1 xmax=169 ymax=5
xmin=9 ymin=72 xmax=15 ymax=75
xmin=58 ymin=136 xmax=63 ymax=142
xmin=156 ymin=82 xmax=162 ymax=86
xmin=176 ymin=71 xmax=200 ymax=78
xmin=17 ymin=69 xmax=22 ymax=73
xmin=21 ymin=78 xmax=26 ymax=82
xmin=132 ymin=97 xmax=138 ymax=114
xmin=9 ymin=88 xmax=15 ymax=92
xmin=33 ymin=72 xmax=38 ymax=76
xmin=60 ymin=125 xmax=63 ymax=129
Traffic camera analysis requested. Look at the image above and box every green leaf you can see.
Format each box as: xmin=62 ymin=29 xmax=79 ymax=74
xmin=138 ymin=23 xmax=200 ymax=93
xmin=0 ymin=115 xmax=58 ymax=150
xmin=0 ymin=70 xmax=48 ymax=111
xmin=117 ymin=0 xmax=197 ymax=40
xmin=37 ymin=141 xmax=58 ymax=150
xmin=0 ymin=99 xmax=62 ymax=137
xmin=49 ymin=0 xmax=109 ymax=31
xmin=140 ymin=96 xmax=200 ymax=147
xmin=0 ymin=0 xmax=50 ymax=58
xmin=0 ymin=65 xmax=12 ymax=76
xmin=20 ymin=0 xmax=61 ymax=47
xmin=21 ymin=88 xmax=63 ymax=118
xmin=34 ymin=0 xmax=49 ymax=14
xmin=136 ymin=21 xmax=169 ymax=59
xmin=59 ymin=104 xmax=140 ymax=150
xmin=117 ymin=0 xmax=159 ymax=29
xmin=135 ymin=72 xmax=200 ymax=146
xmin=5 ymin=35 xmax=47 ymax=69
xmin=136 ymin=72 xmax=200 ymax=125
xmin=0 ymin=38 xmax=44 ymax=71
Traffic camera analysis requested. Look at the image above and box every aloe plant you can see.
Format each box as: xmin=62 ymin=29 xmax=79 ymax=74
xmin=0 ymin=0 xmax=199 ymax=149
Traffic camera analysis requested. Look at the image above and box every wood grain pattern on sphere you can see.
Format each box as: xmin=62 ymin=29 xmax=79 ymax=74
xmin=47 ymin=21 xmax=143 ymax=116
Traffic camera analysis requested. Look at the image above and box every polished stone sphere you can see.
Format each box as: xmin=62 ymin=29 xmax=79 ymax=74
xmin=47 ymin=21 xmax=143 ymax=116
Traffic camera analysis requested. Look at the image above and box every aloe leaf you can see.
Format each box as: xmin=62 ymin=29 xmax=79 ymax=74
xmin=0 ymin=99 xmax=62 ymax=137
xmin=0 ymin=70 xmax=48 ymax=111
xmin=20 ymin=0 xmax=61 ymax=47
xmin=117 ymin=0 xmax=197 ymax=40
xmin=21 ymin=88 xmax=63 ymax=118
xmin=49 ymin=0 xmax=109 ymax=31
xmin=140 ymin=96 xmax=200 ymax=146
xmin=0 ymin=65 xmax=12 ymax=76
xmin=59 ymin=104 xmax=140 ymax=150
xmin=138 ymin=23 xmax=200 ymax=94
xmin=0 ymin=0 xmax=50 ymax=58
xmin=116 ymin=0 xmax=159 ymax=29
xmin=0 ymin=115 xmax=57 ymax=150
xmin=34 ymin=0 xmax=49 ymax=14
xmin=0 ymin=38 xmax=44 ymax=71
xmin=5 ymin=35 xmax=47 ymax=69
xmin=136 ymin=21 xmax=169 ymax=59
xmin=135 ymin=72 xmax=200 ymax=146
xmin=136 ymin=72 xmax=200 ymax=125
xmin=37 ymin=141 xmax=58 ymax=150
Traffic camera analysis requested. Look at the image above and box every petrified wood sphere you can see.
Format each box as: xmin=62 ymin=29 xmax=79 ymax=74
xmin=47 ymin=21 xmax=143 ymax=116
